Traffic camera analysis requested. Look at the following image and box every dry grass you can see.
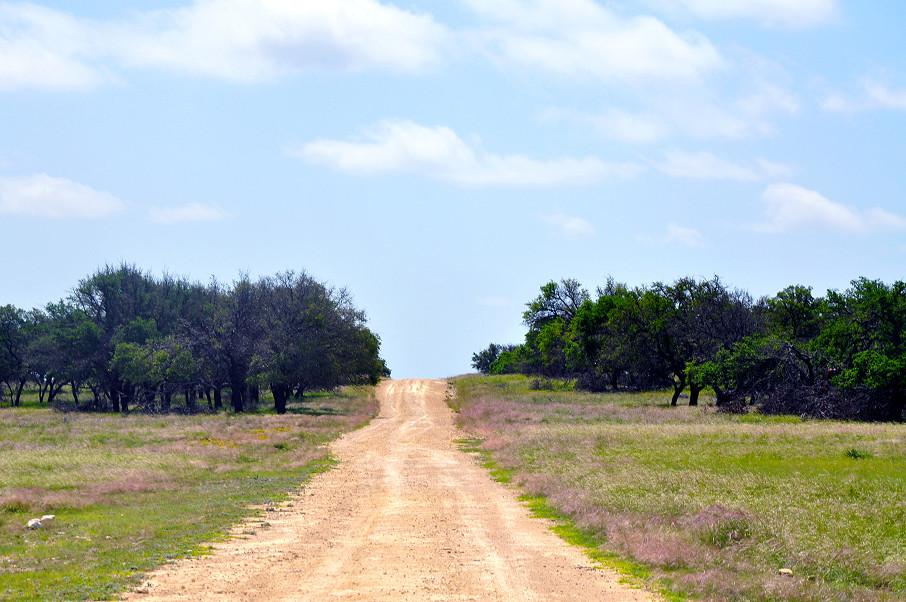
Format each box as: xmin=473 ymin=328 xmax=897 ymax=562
xmin=452 ymin=374 xmax=906 ymax=602
xmin=0 ymin=386 xmax=377 ymax=601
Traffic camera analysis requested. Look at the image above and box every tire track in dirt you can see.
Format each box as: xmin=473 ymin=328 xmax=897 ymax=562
xmin=125 ymin=379 xmax=655 ymax=601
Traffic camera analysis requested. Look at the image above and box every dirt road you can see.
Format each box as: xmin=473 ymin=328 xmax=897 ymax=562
xmin=127 ymin=379 xmax=654 ymax=601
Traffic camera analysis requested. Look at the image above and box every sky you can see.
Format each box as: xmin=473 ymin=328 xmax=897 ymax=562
xmin=1 ymin=0 xmax=906 ymax=378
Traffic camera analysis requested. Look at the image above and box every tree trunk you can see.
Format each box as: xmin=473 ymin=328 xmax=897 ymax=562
xmin=229 ymin=372 xmax=245 ymax=413
xmin=713 ymin=385 xmax=728 ymax=407
xmin=272 ymin=383 xmax=290 ymax=415
xmin=14 ymin=380 xmax=25 ymax=406
xmin=610 ymin=371 xmax=619 ymax=391
xmin=71 ymin=382 xmax=80 ymax=405
xmin=185 ymin=387 xmax=197 ymax=411
xmin=110 ymin=381 xmax=121 ymax=413
xmin=671 ymin=372 xmax=686 ymax=406
xmin=48 ymin=379 xmax=63 ymax=404
xmin=689 ymin=382 xmax=702 ymax=406
xmin=213 ymin=387 xmax=223 ymax=410
xmin=122 ymin=381 xmax=133 ymax=413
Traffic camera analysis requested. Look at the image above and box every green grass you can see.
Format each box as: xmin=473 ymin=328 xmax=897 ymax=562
xmin=450 ymin=374 xmax=906 ymax=601
xmin=454 ymin=437 xmax=681 ymax=601
xmin=0 ymin=386 xmax=377 ymax=601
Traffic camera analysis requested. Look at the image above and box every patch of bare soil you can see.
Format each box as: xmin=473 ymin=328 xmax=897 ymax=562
xmin=125 ymin=379 xmax=655 ymax=601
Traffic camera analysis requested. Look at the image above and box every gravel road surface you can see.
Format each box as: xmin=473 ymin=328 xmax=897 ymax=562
xmin=126 ymin=379 xmax=654 ymax=601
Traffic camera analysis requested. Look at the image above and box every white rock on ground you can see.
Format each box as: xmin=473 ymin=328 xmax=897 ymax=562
xmin=26 ymin=518 xmax=42 ymax=529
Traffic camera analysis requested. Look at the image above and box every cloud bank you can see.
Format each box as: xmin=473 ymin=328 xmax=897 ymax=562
xmin=0 ymin=3 xmax=111 ymax=90
xmin=465 ymin=0 xmax=722 ymax=84
xmin=0 ymin=0 xmax=447 ymax=89
xmin=295 ymin=119 xmax=643 ymax=186
xmin=674 ymin=0 xmax=838 ymax=28
xmin=823 ymin=76 xmax=906 ymax=113
xmin=0 ymin=173 xmax=124 ymax=219
xmin=657 ymin=150 xmax=793 ymax=181
xmin=539 ymin=210 xmax=595 ymax=239
xmin=662 ymin=223 xmax=704 ymax=246
xmin=757 ymin=183 xmax=906 ymax=233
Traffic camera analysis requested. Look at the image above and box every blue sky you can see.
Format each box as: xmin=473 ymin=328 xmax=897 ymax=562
xmin=1 ymin=0 xmax=905 ymax=378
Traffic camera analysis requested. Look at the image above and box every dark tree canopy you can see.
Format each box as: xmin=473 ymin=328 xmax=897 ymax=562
xmin=477 ymin=275 xmax=906 ymax=422
xmin=2 ymin=264 xmax=388 ymax=414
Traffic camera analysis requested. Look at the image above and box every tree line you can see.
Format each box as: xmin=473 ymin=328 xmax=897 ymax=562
xmin=473 ymin=276 xmax=906 ymax=422
xmin=0 ymin=265 xmax=389 ymax=414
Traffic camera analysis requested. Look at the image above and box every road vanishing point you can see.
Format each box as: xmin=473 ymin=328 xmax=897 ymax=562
xmin=126 ymin=379 xmax=656 ymax=601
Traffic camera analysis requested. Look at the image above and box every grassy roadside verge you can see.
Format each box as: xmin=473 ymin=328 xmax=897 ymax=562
xmin=0 ymin=387 xmax=377 ymax=601
xmin=453 ymin=435 xmax=678 ymax=601
xmin=448 ymin=375 xmax=906 ymax=602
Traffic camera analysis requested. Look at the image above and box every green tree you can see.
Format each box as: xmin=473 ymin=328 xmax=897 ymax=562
xmin=471 ymin=343 xmax=517 ymax=374
xmin=765 ymin=285 xmax=824 ymax=344
xmin=569 ymin=280 xmax=636 ymax=391
xmin=43 ymin=302 xmax=102 ymax=406
xmin=522 ymin=278 xmax=588 ymax=330
xmin=0 ymin=305 xmax=29 ymax=405
xmin=817 ymin=278 xmax=906 ymax=421
xmin=254 ymin=272 xmax=386 ymax=413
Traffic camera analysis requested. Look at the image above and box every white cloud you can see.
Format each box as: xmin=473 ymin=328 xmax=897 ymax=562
xmin=0 ymin=174 xmax=124 ymax=219
xmin=822 ymin=77 xmax=906 ymax=113
xmin=0 ymin=3 xmax=111 ymax=90
xmin=149 ymin=203 xmax=230 ymax=224
xmin=591 ymin=109 xmax=668 ymax=144
xmin=544 ymin=107 xmax=668 ymax=144
xmin=551 ymin=73 xmax=799 ymax=145
xmin=574 ymin=102 xmax=753 ymax=142
xmin=863 ymin=80 xmax=906 ymax=110
xmin=756 ymin=183 xmax=906 ymax=233
xmin=737 ymin=82 xmax=800 ymax=116
xmin=0 ymin=0 xmax=447 ymax=89
xmin=754 ymin=158 xmax=796 ymax=180
xmin=663 ymin=223 xmax=704 ymax=247
xmin=295 ymin=119 xmax=644 ymax=186
xmin=657 ymin=150 xmax=793 ymax=181
xmin=112 ymin=0 xmax=448 ymax=80
xmin=464 ymin=0 xmax=722 ymax=84
xmin=636 ymin=222 xmax=704 ymax=247
xmin=674 ymin=0 xmax=838 ymax=28
xmin=539 ymin=210 xmax=595 ymax=239
xmin=821 ymin=92 xmax=857 ymax=113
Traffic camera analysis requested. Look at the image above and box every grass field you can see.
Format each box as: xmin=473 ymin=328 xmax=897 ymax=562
xmin=449 ymin=374 xmax=906 ymax=602
xmin=0 ymin=387 xmax=377 ymax=601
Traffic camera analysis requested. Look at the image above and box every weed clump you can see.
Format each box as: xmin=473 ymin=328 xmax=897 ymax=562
xmin=530 ymin=378 xmax=574 ymax=391
xmin=844 ymin=447 xmax=873 ymax=459
xmin=0 ymin=496 xmax=33 ymax=514
xmin=687 ymin=503 xmax=754 ymax=548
